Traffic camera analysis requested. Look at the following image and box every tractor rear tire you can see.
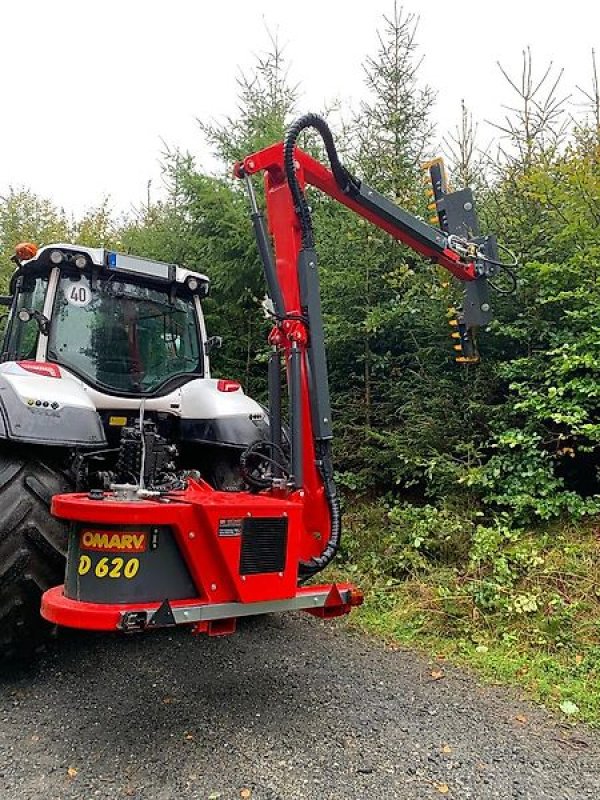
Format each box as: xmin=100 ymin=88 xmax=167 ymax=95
xmin=0 ymin=448 xmax=71 ymax=661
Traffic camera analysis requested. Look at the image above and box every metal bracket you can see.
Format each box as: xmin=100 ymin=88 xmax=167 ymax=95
xmin=119 ymin=610 xmax=148 ymax=632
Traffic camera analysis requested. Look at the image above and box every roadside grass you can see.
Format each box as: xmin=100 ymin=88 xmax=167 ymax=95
xmin=334 ymin=500 xmax=600 ymax=726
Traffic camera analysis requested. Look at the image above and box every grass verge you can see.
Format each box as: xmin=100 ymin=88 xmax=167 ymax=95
xmin=333 ymin=499 xmax=600 ymax=726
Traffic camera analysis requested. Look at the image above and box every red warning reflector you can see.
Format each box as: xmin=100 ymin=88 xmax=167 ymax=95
xmin=217 ymin=379 xmax=241 ymax=392
xmin=324 ymin=583 xmax=344 ymax=608
xmin=17 ymin=361 xmax=61 ymax=378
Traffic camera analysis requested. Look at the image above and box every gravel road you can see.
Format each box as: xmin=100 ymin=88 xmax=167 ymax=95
xmin=0 ymin=613 xmax=598 ymax=800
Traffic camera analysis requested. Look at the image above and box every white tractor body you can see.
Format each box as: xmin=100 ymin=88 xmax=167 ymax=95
xmin=0 ymin=244 xmax=268 ymax=450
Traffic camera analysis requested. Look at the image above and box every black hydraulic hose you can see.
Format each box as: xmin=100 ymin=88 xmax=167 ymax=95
xmin=283 ymin=113 xmax=360 ymax=249
xmin=298 ymin=441 xmax=341 ymax=580
xmin=283 ymin=113 xmax=351 ymax=578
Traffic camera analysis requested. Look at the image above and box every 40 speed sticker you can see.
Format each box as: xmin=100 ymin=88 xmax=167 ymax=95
xmin=77 ymin=555 xmax=140 ymax=580
xmin=64 ymin=280 xmax=92 ymax=307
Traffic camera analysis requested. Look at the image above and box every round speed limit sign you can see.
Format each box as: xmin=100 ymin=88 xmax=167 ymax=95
xmin=65 ymin=281 xmax=91 ymax=308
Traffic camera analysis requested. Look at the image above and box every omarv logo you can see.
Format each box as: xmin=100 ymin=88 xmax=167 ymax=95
xmin=80 ymin=530 xmax=147 ymax=553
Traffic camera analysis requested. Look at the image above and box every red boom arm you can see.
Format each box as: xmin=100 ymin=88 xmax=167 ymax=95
xmin=237 ymin=143 xmax=479 ymax=281
xmin=235 ymin=116 xmax=490 ymax=578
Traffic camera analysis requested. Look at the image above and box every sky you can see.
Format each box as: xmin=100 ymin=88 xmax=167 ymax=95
xmin=0 ymin=0 xmax=597 ymax=218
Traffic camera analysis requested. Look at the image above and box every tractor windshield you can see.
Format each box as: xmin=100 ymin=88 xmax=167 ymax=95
xmin=48 ymin=274 xmax=202 ymax=394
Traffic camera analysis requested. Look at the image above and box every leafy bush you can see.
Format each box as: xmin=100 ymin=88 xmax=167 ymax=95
xmin=343 ymin=497 xmax=600 ymax=654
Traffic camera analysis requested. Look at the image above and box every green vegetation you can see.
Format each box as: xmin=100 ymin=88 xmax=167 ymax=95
xmin=339 ymin=500 xmax=600 ymax=724
xmin=1 ymin=6 xmax=599 ymax=718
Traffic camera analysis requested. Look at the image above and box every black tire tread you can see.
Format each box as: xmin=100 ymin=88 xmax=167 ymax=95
xmin=0 ymin=448 xmax=71 ymax=660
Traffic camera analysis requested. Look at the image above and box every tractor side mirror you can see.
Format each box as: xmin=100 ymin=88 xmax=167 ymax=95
xmin=0 ymin=296 xmax=13 ymax=308
xmin=205 ymin=335 xmax=223 ymax=354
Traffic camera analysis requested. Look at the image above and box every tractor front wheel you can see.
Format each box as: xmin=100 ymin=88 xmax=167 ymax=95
xmin=0 ymin=448 xmax=71 ymax=660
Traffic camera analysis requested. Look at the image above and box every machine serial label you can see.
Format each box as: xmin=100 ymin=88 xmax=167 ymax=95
xmin=218 ymin=518 xmax=243 ymax=537
xmin=80 ymin=530 xmax=148 ymax=553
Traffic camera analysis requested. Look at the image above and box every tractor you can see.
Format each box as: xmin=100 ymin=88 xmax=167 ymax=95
xmin=0 ymin=244 xmax=272 ymax=655
xmin=0 ymin=114 xmax=512 ymax=654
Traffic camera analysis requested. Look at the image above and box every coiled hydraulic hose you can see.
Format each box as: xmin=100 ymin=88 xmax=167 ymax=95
xmin=282 ymin=114 xmax=352 ymax=579
xmin=283 ymin=113 xmax=360 ymax=249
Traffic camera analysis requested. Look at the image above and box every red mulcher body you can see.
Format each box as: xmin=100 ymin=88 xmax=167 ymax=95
xmin=42 ymin=114 xmax=500 ymax=637
xmin=42 ymin=480 xmax=361 ymax=635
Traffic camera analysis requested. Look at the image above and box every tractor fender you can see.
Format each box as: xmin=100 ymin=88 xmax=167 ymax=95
xmin=178 ymin=378 xmax=270 ymax=448
xmin=0 ymin=362 xmax=106 ymax=448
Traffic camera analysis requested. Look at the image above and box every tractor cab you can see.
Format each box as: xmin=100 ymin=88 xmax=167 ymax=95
xmin=2 ymin=244 xmax=211 ymax=397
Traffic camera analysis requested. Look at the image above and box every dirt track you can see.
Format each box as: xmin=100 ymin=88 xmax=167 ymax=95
xmin=0 ymin=614 xmax=598 ymax=799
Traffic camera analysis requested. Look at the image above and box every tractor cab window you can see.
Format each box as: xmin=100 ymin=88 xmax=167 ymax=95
xmin=49 ymin=274 xmax=201 ymax=394
xmin=6 ymin=276 xmax=48 ymax=359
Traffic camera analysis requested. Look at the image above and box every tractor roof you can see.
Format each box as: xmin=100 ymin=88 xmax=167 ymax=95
xmin=22 ymin=243 xmax=209 ymax=288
